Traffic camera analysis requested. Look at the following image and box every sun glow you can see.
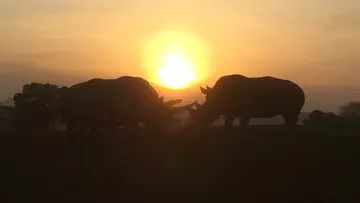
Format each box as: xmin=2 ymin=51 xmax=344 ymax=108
xmin=157 ymin=52 xmax=196 ymax=89
xmin=142 ymin=29 xmax=211 ymax=89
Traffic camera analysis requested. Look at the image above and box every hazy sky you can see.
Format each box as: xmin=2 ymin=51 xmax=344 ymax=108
xmin=0 ymin=0 xmax=360 ymax=111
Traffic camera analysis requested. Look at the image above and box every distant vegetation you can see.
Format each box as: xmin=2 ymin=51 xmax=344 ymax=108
xmin=340 ymin=102 xmax=360 ymax=117
xmin=11 ymin=83 xmax=61 ymax=130
xmin=303 ymin=102 xmax=360 ymax=130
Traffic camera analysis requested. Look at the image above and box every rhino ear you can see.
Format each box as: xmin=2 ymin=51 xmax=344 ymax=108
xmin=159 ymin=96 xmax=164 ymax=103
xmin=164 ymin=99 xmax=182 ymax=107
xmin=206 ymin=85 xmax=212 ymax=90
xmin=200 ymin=87 xmax=208 ymax=95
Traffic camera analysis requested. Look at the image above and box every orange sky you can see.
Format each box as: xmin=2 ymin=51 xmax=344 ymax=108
xmin=0 ymin=0 xmax=360 ymax=111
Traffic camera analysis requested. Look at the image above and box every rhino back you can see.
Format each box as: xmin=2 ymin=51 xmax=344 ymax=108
xmin=206 ymin=75 xmax=305 ymax=117
xmin=61 ymin=76 xmax=163 ymax=123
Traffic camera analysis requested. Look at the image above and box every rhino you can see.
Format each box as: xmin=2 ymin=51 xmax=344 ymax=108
xmin=188 ymin=74 xmax=305 ymax=128
xmin=59 ymin=76 xmax=195 ymax=132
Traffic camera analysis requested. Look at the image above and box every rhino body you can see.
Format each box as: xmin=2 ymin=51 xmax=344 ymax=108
xmin=60 ymin=76 xmax=192 ymax=131
xmin=190 ymin=74 xmax=305 ymax=128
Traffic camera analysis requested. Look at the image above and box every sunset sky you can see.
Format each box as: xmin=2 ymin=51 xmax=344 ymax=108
xmin=0 ymin=0 xmax=359 ymax=111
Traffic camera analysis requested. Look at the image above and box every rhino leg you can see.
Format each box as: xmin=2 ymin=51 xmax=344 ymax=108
xmin=283 ymin=114 xmax=299 ymax=130
xmin=240 ymin=117 xmax=250 ymax=128
xmin=224 ymin=117 xmax=234 ymax=128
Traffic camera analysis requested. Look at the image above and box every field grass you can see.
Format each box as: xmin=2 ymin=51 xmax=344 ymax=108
xmin=3 ymin=127 xmax=360 ymax=202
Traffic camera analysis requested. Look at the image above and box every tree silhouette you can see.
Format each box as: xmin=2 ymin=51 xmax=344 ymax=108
xmin=12 ymin=83 xmax=61 ymax=130
xmin=303 ymin=110 xmax=338 ymax=129
xmin=339 ymin=102 xmax=360 ymax=117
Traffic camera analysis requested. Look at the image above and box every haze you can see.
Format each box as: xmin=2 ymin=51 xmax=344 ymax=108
xmin=0 ymin=0 xmax=359 ymax=112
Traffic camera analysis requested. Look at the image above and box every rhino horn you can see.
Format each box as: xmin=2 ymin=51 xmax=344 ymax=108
xmin=188 ymin=101 xmax=198 ymax=108
xmin=170 ymin=101 xmax=197 ymax=115
xmin=195 ymin=103 xmax=202 ymax=110
xmin=164 ymin=99 xmax=183 ymax=107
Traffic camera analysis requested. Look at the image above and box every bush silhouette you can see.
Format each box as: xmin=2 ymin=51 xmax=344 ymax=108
xmin=340 ymin=101 xmax=360 ymax=117
xmin=12 ymin=83 xmax=61 ymax=130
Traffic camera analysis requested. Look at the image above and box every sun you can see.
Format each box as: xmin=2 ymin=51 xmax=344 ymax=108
xmin=156 ymin=52 xmax=196 ymax=89
xmin=141 ymin=29 xmax=211 ymax=89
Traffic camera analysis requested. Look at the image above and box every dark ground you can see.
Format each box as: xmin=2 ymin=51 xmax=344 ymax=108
xmin=3 ymin=127 xmax=360 ymax=203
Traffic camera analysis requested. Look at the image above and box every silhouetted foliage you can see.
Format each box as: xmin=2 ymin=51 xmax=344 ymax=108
xmin=0 ymin=106 xmax=14 ymax=131
xmin=340 ymin=101 xmax=360 ymax=117
xmin=304 ymin=109 xmax=360 ymax=130
xmin=303 ymin=110 xmax=337 ymax=128
xmin=12 ymin=83 xmax=61 ymax=130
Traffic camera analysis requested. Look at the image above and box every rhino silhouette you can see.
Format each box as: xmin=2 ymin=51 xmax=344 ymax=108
xmin=188 ymin=74 xmax=305 ymax=129
xmin=59 ymin=76 xmax=195 ymax=132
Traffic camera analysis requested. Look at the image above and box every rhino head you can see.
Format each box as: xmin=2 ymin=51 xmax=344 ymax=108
xmin=185 ymin=85 xmax=221 ymax=127
xmin=200 ymin=85 xmax=219 ymax=104
xmin=186 ymin=102 xmax=218 ymax=128
xmin=150 ymin=96 xmax=197 ymax=131
xmin=187 ymin=102 xmax=202 ymax=120
xmin=200 ymin=85 xmax=213 ymax=95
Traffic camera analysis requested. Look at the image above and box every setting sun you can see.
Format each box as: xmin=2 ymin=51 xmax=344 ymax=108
xmin=142 ymin=29 xmax=211 ymax=89
xmin=156 ymin=52 xmax=196 ymax=89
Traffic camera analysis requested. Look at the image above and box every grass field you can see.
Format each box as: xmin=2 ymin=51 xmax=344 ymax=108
xmin=4 ymin=127 xmax=360 ymax=202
